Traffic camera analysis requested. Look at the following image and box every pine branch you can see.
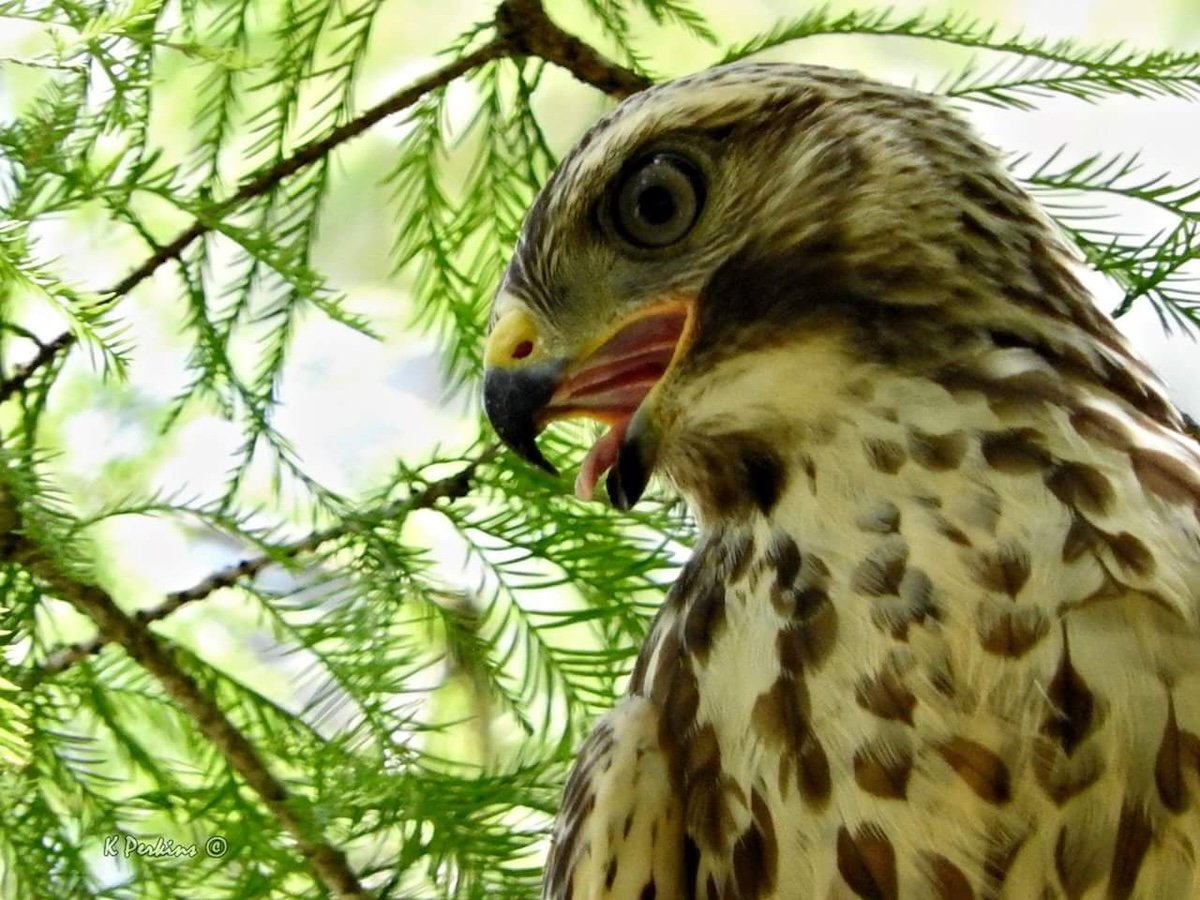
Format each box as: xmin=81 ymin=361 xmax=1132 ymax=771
xmin=720 ymin=6 xmax=1200 ymax=73
xmin=1 ymin=512 xmax=367 ymax=897
xmin=1021 ymin=148 xmax=1200 ymax=223
xmin=0 ymin=38 xmax=511 ymax=405
xmin=0 ymin=0 xmax=647 ymax=408
xmin=36 ymin=447 xmax=497 ymax=678
xmin=1 ymin=7 xmax=655 ymax=892
xmin=944 ymin=57 xmax=1200 ymax=109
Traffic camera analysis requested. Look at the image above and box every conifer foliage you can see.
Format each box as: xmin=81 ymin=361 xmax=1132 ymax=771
xmin=0 ymin=1 xmax=1196 ymax=896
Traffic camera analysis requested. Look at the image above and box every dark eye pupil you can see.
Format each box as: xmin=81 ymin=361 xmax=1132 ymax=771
xmin=610 ymin=152 xmax=704 ymax=249
xmin=637 ymin=185 xmax=677 ymax=225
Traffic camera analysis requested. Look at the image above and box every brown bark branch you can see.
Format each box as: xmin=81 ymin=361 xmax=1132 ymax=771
xmin=5 ymin=528 xmax=368 ymax=896
xmin=496 ymin=0 xmax=652 ymax=98
xmin=0 ymin=332 xmax=73 ymax=405
xmin=38 ymin=448 xmax=495 ymax=677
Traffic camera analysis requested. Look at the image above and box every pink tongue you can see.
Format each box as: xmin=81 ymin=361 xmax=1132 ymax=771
xmin=574 ymin=419 xmax=631 ymax=501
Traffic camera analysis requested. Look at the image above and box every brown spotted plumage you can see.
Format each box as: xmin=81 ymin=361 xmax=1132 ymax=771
xmin=482 ymin=62 xmax=1200 ymax=899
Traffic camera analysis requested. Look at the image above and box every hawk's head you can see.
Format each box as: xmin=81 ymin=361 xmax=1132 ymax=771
xmin=483 ymin=63 xmax=1164 ymax=516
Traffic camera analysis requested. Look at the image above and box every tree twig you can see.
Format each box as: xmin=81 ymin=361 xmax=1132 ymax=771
xmin=495 ymin=0 xmax=652 ymax=98
xmin=0 ymin=40 xmax=510 ymax=405
xmin=37 ymin=448 xmax=496 ymax=677
xmin=4 ymin=526 xmax=368 ymax=896
xmin=0 ymin=333 xmax=73 ymax=405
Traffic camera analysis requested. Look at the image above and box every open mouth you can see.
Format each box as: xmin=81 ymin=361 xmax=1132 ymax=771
xmin=540 ymin=303 xmax=690 ymax=501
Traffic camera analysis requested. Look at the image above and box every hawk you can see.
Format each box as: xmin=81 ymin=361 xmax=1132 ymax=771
xmin=481 ymin=63 xmax=1200 ymax=899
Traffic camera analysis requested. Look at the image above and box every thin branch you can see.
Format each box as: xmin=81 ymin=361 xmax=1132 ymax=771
xmin=4 ymin=527 xmax=367 ymax=896
xmin=496 ymin=0 xmax=652 ymax=98
xmin=0 ymin=40 xmax=511 ymax=404
xmin=38 ymin=447 xmax=497 ymax=677
xmin=0 ymin=332 xmax=74 ymax=405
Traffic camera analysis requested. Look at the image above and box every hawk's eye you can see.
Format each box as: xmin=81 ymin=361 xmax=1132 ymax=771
xmin=612 ymin=153 xmax=705 ymax=249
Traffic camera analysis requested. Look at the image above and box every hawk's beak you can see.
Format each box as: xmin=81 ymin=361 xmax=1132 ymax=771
xmin=481 ymin=307 xmax=564 ymax=476
xmin=482 ymin=301 xmax=693 ymax=509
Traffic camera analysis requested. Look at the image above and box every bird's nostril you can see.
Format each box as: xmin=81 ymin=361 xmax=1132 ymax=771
xmin=512 ymin=340 xmax=534 ymax=360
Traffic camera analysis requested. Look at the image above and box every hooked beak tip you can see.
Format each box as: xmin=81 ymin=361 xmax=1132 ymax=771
xmin=482 ymin=361 xmax=563 ymax=475
xmin=605 ymin=407 xmax=658 ymax=510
